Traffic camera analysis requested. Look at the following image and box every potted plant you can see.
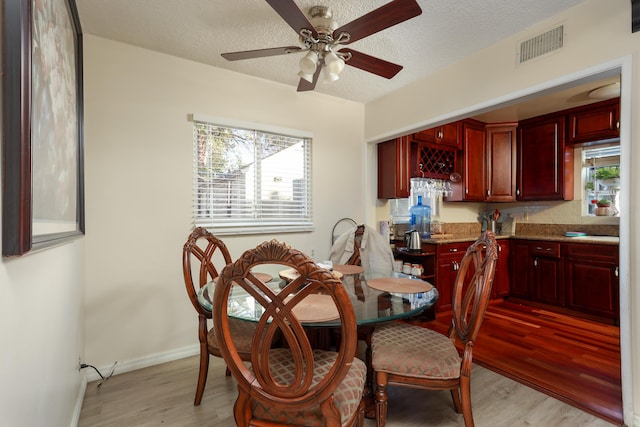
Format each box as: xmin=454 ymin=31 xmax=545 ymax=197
xmin=597 ymin=198 xmax=611 ymax=207
xmin=596 ymin=166 xmax=620 ymax=189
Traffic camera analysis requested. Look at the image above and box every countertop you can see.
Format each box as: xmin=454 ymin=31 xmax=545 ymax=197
xmin=397 ymin=234 xmax=619 ymax=246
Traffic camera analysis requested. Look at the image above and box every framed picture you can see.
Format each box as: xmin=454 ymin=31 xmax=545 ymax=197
xmin=2 ymin=0 xmax=84 ymax=256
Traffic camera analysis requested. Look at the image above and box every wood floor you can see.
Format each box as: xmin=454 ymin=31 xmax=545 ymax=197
xmin=79 ymin=300 xmax=621 ymax=427
xmin=407 ymin=299 xmax=623 ymax=425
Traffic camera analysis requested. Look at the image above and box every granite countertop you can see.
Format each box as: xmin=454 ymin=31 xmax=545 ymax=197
xmin=419 ymin=234 xmax=618 ymax=246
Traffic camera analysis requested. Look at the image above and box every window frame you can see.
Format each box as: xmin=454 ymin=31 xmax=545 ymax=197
xmin=191 ymin=114 xmax=314 ymax=235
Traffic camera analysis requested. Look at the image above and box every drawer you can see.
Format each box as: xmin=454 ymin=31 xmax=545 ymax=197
xmin=563 ymin=242 xmax=618 ymax=262
xmin=437 ymin=242 xmax=471 ymax=257
xmin=529 ymin=242 xmax=561 ymax=258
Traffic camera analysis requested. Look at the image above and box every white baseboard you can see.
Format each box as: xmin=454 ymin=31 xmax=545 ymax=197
xmin=70 ymin=371 xmax=87 ymax=427
xmin=84 ymin=345 xmax=200 ymax=382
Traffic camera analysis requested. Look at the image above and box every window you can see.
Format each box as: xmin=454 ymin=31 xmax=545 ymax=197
xmin=583 ymin=144 xmax=620 ymax=216
xmin=193 ymin=118 xmax=313 ymax=234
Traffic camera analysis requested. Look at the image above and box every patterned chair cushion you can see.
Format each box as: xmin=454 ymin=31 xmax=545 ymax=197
xmin=372 ymin=322 xmax=461 ymax=379
xmin=251 ymin=348 xmax=367 ymax=427
xmin=207 ymin=317 xmax=256 ymax=353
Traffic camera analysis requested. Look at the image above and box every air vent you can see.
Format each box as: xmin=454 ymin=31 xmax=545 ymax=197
xmin=518 ymin=25 xmax=564 ymax=63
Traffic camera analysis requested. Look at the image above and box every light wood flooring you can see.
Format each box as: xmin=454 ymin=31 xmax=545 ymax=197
xmin=79 ymin=343 xmax=618 ymax=426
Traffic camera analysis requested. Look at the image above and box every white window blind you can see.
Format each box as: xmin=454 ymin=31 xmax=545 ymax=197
xmin=193 ymin=119 xmax=313 ymax=234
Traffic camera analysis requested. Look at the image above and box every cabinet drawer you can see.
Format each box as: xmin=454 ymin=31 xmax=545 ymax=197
xmin=529 ymin=242 xmax=560 ymax=258
xmin=563 ymin=242 xmax=618 ymax=262
xmin=437 ymin=242 xmax=471 ymax=257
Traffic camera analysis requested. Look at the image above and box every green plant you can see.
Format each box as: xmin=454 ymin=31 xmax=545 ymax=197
xmin=597 ymin=198 xmax=611 ymax=207
xmin=585 ymin=182 xmax=594 ymax=191
xmin=595 ymin=166 xmax=620 ymax=180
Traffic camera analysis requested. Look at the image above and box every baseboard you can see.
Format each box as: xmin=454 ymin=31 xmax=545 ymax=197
xmin=70 ymin=371 xmax=87 ymax=427
xmin=84 ymin=344 xmax=199 ymax=382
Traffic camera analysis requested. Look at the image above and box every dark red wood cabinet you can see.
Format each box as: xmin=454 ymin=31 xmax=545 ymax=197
xmin=377 ymin=136 xmax=411 ymax=199
xmin=413 ymin=122 xmax=460 ymax=148
xmin=492 ymin=240 xmax=511 ymax=299
xmin=566 ymin=97 xmax=620 ymax=145
xmin=486 ymin=123 xmax=517 ymax=202
xmin=564 ymin=243 xmax=619 ymax=321
xmin=434 ymin=242 xmax=469 ymax=312
xmin=517 ymin=114 xmax=574 ymax=201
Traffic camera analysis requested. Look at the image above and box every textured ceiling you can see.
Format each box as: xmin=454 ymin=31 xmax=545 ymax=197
xmin=75 ymin=0 xmax=588 ymax=104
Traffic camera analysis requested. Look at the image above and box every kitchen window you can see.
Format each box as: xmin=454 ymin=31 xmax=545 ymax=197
xmin=192 ymin=117 xmax=313 ymax=234
xmin=583 ymin=144 xmax=620 ymax=216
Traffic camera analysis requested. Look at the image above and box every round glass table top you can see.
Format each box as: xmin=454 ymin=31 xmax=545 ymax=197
xmin=197 ymin=268 xmax=438 ymax=327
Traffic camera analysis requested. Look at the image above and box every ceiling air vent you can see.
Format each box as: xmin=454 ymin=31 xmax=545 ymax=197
xmin=518 ymin=25 xmax=564 ymax=63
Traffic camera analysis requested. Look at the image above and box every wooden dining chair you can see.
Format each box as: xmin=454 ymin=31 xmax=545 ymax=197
xmin=371 ymin=231 xmax=498 ymax=427
xmin=213 ymin=239 xmax=367 ymax=427
xmin=182 ymin=227 xmax=257 ymax=406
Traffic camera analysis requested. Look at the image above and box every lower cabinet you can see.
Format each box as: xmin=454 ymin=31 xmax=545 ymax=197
xmin=509 ymin=239 xmax=619 ymax=323
xmin=564 ymin=243 xmax=619 ymax=321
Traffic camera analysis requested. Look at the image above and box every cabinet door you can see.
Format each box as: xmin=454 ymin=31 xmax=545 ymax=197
xmin=377 ymin=136 xmax=411 ymax=199
xmin=565 ymin=258 xmax=619 ymax=320
xmin=435 ymin=243 xmax=469 ymax=312
xmin=532 ymin=256 xmax=563 ymax=306
xmin=486 ymin=124 xmax=517 ymax=202
xmin=567 ymin=97 xmax=620 ymax=145
xmin=461 ymin=120 xmax=486 ymax=201
xmin=517 ymin=114 xmax=574 ymax=201
xmin=492 ymin=240 xmax=510 ymax=299
xmin=413 ymin=123 xmax=460 ymax=148
xmin=510 ymin=241 xmax=532 ymax=298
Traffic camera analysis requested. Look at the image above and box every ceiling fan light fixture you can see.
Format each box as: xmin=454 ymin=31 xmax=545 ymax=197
xmin=298 ymin=70 xmax=315 ymax=83
xmin=324 ymin=50 xmax=345 ymax=74
xmin=321 ymin=66 xmax=340 ymax=82
xmin=299 ymin=50 xmax=318 ymax=75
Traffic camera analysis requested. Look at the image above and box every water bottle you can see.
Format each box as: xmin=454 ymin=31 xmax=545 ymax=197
xmin=409 ymin=195 xmax=431 ymax=239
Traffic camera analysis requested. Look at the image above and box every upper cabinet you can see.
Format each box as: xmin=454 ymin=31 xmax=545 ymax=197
xmin=517 ymin=113 xmax=574 ymax=201
xmin=566 ymin=97 xmax=620 ymax=145
xmin=412 ymin=122 xmax=460 ymax=149
xmin=486 ymin=123 xmax=517 ymax=202
xmin=377 ymin=136 xmax=411 ymax=199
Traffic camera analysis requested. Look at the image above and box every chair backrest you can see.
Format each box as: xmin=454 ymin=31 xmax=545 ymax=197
xmin=450 ymin=231 xmax=498 ymax=345
xmin=182 ymin=227 xmax=233 ymax=317
xmin=346 ymin=225 xmax=365 ymax=265
xmin=213 ymin=239 xmax=358 ymax=424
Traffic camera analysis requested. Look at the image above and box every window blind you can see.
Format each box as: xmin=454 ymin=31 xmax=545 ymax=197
xmin=193 ymin=120 xmax=313 ymax=234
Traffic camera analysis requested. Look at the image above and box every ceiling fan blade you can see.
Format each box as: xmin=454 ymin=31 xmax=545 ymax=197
xmin=333 ymin=0 xmax=422 ymax=44
xmin=297 ymin=66 xmax=321 ymax=92
xmin=265 ymin=0 xmax=318 ymax=38
xmin=339 ymin=48 xmax=403 ymax=79
xmin=222 ymin=46 xmax=303 ymax=61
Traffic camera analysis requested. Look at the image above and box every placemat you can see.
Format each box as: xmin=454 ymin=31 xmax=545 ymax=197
xmin=279 ymin=268 xmax=343 ymax=282
xmin=367 ymin=277 xmax=434 ymax=293
xmin=333 ymin=264 xmax=364 ymax=275
xmin=288 ymin=294 xmax=340 ymax=322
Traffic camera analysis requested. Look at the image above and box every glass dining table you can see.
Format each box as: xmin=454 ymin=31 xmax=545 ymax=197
xmin=197 ymin=264 xmax=438 ymax=418
xmin=197 ymin=266 xmax=439 ymax=327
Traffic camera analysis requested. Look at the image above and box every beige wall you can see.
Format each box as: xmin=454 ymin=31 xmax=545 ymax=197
xmin=82 ymin=36 xmax=365 ymax=369
xmin=365 ymin=0 xmax=639 ymax=425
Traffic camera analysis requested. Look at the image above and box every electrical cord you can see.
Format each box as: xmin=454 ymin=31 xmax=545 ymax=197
xmin=80 ymin=361 xmax=117 ymax=388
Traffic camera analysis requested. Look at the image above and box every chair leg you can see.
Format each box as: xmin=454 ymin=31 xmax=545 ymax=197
xmin=450 ymin=388 xmax=462 ymax=413
xmin=459 ymin=376 xmax=475 ymax=427
xmin=194 ymin=345 xmax=209 ymax=406
xmin=374 ymin=371 xmax=389 ymax=427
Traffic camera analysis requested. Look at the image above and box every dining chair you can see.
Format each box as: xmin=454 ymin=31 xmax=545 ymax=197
xmin=182 ymin=227 xmax=257 ymax=406
xmin=371 ymin=231 xmax=498 ymax=427
xmin=213 ymin=239 xmax=367 ymax=427
xmin=329 ymin=224 xmax=395 ymax=274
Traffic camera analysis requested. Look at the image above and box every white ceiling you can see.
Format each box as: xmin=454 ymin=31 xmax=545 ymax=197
xmin=75 ymin=0 xmax=589 ymax=105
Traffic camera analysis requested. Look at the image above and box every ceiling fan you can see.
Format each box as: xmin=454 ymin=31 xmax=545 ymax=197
xmin=221 ymin=0 xmax=422 ymax=92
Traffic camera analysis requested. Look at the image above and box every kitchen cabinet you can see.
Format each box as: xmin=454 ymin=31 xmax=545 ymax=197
xmin=413 ymin=122 xmax=460 ymax=148
xmin=434 ymin=242 xmax=469 ymax=312
xmin=509 ymin=239 xmax=619 ymax=323
xmin=517 ymin=114 xmax=574 ymax=201
xmin=492 ymin=240 xmax=510 ymax=299
xmin=564 ymin=243 xmax=619 ymax=322
xmin=566 ymin=97 xmax=620 ymax=145
xmin=530 ymin=242 xmax=563 ymax=306
xmin=486 ymin=123 xmax=517 ymax=202
xmin=446 ymin=119 xmax=485 ymax=201
xmin=377 ymin=136 xmax=412 ymax=199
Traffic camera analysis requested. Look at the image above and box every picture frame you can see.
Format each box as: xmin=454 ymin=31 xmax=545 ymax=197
xmin=2 ymin=0 xmax=85 ymax=256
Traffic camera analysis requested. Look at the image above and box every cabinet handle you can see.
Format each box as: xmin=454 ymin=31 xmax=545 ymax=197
xmin=487 ymin=189 xmax=490 ymax=197
xmin=615 ymin=266 xmax=619 ymax=277
xmin=534 ymin=259 xmax=538 ymax=267
xmin=452 ymin=261 xmax=459 ymax=271
xmin=516 ymin=188 xmax=520 ymax=196
xmin=449 ymin=248 xmax=458 ymax=252
xmin=616 ymin=121 xmax=620 ymax=130
xmin=437 ymin=130 xmax=443 ymax=139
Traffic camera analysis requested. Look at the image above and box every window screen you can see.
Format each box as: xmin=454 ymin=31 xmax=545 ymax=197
xmin=193 ymin=120 xmax=313 ymax=234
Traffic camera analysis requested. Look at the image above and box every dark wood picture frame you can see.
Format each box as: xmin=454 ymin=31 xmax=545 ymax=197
xmin=2 ymin=0 xmax=84 ymax=256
